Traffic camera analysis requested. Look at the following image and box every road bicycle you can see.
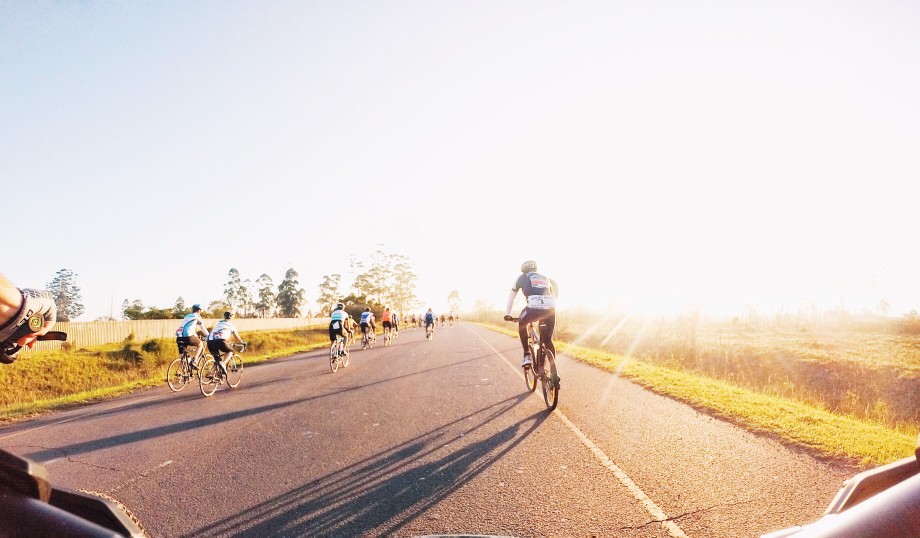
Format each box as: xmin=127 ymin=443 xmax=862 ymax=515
xmin=166 ymin=343 xmax=210 ymax=392
xmin=199 ymin=342 xmax=246 ymax=397
xmin=507 ymin=316 xmax=559 ymax=410
xmin=383 ymin=326 xmax=393 ymax=346
xmin=361 ymin=327 xmax=376 ymax=350
xmin=329 ymin=334 xmax=350 ymax=372
xmin=425 ymin=323 xmax=433 ymax=341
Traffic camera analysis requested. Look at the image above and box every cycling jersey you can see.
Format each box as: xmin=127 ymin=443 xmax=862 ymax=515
xmin=330 ymin=309 xmax=348 ymax=322
xmin=381 ymin=310 xmax=392 ymax=322
xmin=512 ymin=272 xmax=559 ymax=309
xmin=208 ymin=319 xmax=239 ymax=341
xmin=360 ymin=311 xmax=374 ymax=324
xmin=424 ymin=312 xmax=435 ymax=325
xmin=176 ymin=312 xmax=206 ymax=337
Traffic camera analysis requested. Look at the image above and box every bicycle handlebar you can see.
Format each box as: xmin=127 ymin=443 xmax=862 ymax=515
xmin=0 ymin=449 xmax=146 ymax=537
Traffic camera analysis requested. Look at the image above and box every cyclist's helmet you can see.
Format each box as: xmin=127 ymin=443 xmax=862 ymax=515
xmin=335 ymin=303 xmax=344 ymax=310
xmin=365 ymin=307 xmax=371 ymax=312
xmin=223 ymin=311 xmax=233 ymax=320
xmin=521 ymin=260 xmax=538 ymax=273
xmin=192 ymin=303 xmax=202 ymax=312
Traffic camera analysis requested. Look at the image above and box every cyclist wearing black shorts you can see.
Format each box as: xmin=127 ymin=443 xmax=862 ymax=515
xmin=359 ymin=307 xmax=376 ymax=338
xmin=207 ymin=311 xmax=245 ymax=373
xmin=503 ymin=260 xmax=559 ymax=368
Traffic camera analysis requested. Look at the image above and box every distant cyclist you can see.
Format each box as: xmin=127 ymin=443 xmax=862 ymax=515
xmin=329 ymin=303 xmax=349 ymax=353
xmin=424 ymin=308 xmax=435 ymax=335
xmin=504 ymin=260 xmax=559 ymax=369
xmin=342 ymin=309 xmax=358 ymax=344
xmin=391 ymin=311 xmax=399 ymax=337
xmin=381 ymin=307 xmax=393 ymax=337
xmin=207 ymin=311 xmax=245 ymax=374
xmin=175 ymin=303 xmax=208 ymax=368
xmin=359 ymin=307 xmax=376 ymax=339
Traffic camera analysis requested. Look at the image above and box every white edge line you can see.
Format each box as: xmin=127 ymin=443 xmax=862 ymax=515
xmin=473 ymin=328 xmax=689 ymax=538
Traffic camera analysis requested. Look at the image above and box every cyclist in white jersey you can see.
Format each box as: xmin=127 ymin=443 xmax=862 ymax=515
xmin=207 ymin=311 xmax=245 ymax=373
xmin=504 ymin=260 xmax=559 ymax=368
xmin=175 ymin=304 xmax=208 ymax=367
xmin=329 ymin=303 xmax=350 ymax=347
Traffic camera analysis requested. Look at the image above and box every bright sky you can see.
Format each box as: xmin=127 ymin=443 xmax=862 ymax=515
xmin=3 ymin=1 xmax=919 ymax=320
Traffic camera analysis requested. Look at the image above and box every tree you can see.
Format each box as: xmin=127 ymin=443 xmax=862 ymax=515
xmin=276 ymin=268 xmax=305 ymax=317
xmin=447 ymin=290 xmax=460 ymax=313
xmin=239 ymin=278 xmax=254 ymax=317
xmin=351 ymin=247 xmax=418 ymax=314
xmin=255 ymin=274 xmax=276 ymax=318
xmin=224 ymin=268 xmax=242 ymax=314
xmin=47 ymin=269 xmax=85 ymax=322
xmin=173 ymin=296 xmax=186 ymax=317
xmin=121 ymin=299 xmax=130 ymax=320
xmin=316 ymin=274 xmax=343 ymax=316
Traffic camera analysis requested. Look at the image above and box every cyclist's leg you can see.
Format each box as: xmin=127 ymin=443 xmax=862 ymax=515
xmin=517 ymin=308 xmax=533 ymax=358
xmin=538 ymin=309 xmax=557 ymax=358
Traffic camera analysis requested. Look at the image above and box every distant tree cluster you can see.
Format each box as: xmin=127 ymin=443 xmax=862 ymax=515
xmin=121 ymin=267 xmax=306 ymax=320
xmin=316 ymin=246 xmax=419 ymax=316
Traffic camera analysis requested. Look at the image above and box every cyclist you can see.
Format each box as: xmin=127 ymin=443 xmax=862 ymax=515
xmin=392 ymin=311 xmax=399 ymax=337
xmin=0 ymin=272 xmax=57 ymax=363
xmin=329 ymin=303 xmax=349 ymax=355
xmin=343 ymin=309 xmax=358 ymax=345
xmin=175 ymin=303 xmax=208 ymax=368
xmin=359 ymin=307 xmax=376 ymax=341
xmin=424 ymin=308 xmax=436 ymax=336
xmin=381 ymin=307 xmax=393 ymax=339
xmin=503 ymin=260 xmax=559 ymax=369
xmin=206 ymin=311 xmax=245 ymax=375
xmin=448 ymin=312 xmax=454 ymax=327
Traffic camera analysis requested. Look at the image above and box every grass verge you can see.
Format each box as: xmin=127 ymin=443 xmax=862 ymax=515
xmin=0 ymin=328 xmax=330 ymax=423
xmin=481 ymin=322 xmax=917 ymax=468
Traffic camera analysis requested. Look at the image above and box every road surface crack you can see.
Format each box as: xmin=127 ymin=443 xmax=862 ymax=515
xmin=15 ymin=444 xmax=122 ymax=471
xmin=620 ymin=498 xmax=757 ymax=530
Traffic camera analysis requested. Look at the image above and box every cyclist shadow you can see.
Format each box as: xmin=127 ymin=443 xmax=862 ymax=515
xmin=188 ymin=394 xmax=550 ymax=537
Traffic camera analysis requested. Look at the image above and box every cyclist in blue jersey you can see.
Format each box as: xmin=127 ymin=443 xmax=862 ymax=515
xmin=175 ymin=303 xmax=208 ymax=368
xmin=359 ymin=307 xmax=376 ymax=339
xmin=329 ymin=303 xmax=350 ymax=353
xmin=424 ymin=308 xmax=435 ymax=334
xmin=504 ymin=260 xmax=559 ymax=368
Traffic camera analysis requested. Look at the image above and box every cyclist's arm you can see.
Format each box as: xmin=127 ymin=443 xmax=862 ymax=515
xmin=232 ymin=330 xmax=244 ymax=344
xmin=0 ymin=272 xmax=57 ymax=339
xmin=504 ymin=288 xmax=518 ymax=317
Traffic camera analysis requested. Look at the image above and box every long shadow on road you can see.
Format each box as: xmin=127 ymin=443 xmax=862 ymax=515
xmin=19 ymin=353 xmax=503 ymax=462
xmin=186 ymin=394 xmax=547 ymax=538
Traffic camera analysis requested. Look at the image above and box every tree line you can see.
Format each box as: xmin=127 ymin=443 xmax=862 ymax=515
xmin=43 ymin=246 xmax=420 ymax=321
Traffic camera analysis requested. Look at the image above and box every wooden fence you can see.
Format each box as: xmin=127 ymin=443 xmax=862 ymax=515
xmin=24 ymin=318 xmax=325 ymax=352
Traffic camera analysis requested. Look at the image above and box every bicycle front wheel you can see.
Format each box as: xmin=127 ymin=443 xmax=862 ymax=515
xmin=541 ymin=349 xmax=559 ymax=410
xmin=226 ymin=354 xmax=243 ymax=388
xmin=199 ymin=358 xmax=220 ymax=397
xmin=166 ymin=358 xmax=189 ymax=392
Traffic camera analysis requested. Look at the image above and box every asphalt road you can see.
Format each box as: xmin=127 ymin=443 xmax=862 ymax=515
xmin=0 ymin=323 xmax=858 ymax=537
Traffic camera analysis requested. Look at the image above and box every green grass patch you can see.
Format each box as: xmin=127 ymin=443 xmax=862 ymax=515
xmin=480 ymin=322 xmax=917 ymax=468
xmin=0 ymin=328 xmax=330 ymax=423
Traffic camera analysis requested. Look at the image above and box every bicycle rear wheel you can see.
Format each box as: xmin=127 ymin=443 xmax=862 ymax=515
xmin=541 ymin=349 xmax=559 ymax=410
xmin=330 ymin=343 xmax=340 ymax=372
xmin=199 ymin=357 xmax=220 ymax=397
xmin=167 ymin=357 xmax=189 ymax=392
xmin=226 ymin=354 xmax=243 ymax=388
